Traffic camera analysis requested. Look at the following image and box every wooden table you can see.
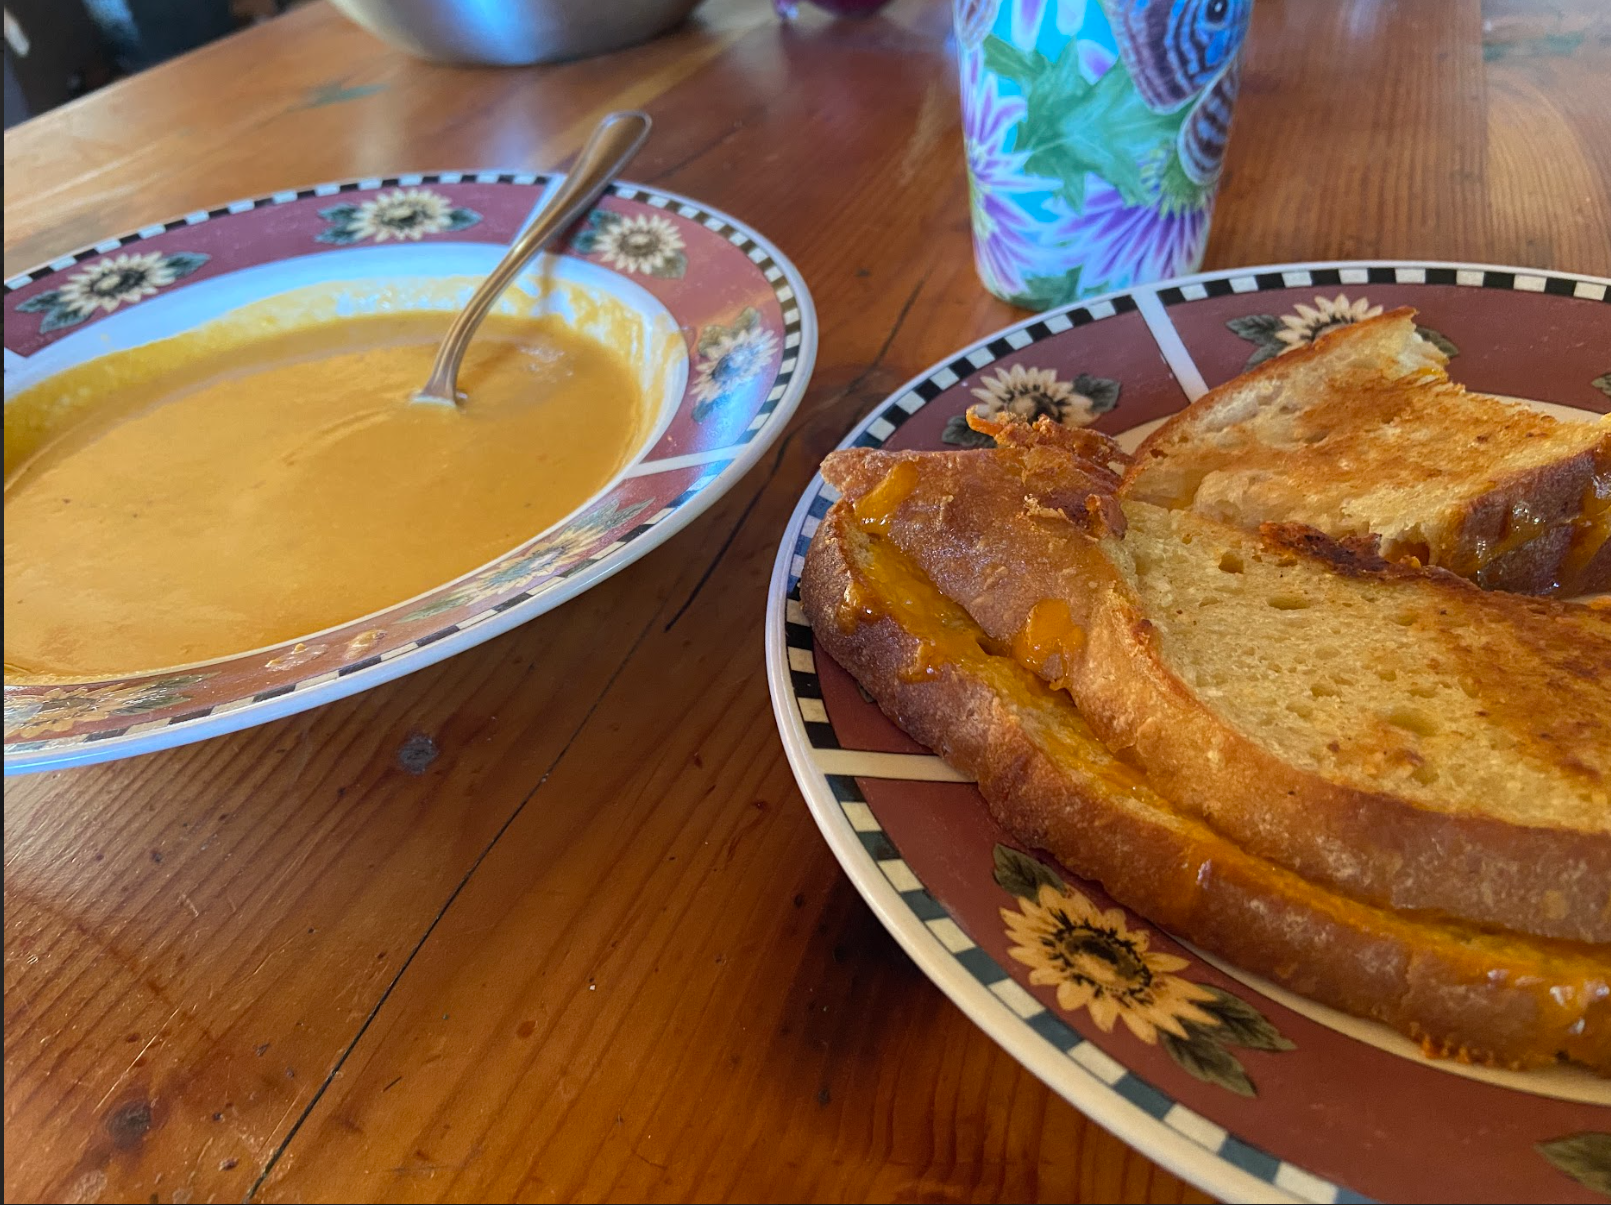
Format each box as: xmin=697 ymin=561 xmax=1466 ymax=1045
xmin=5 ymin=2 xmax=1608 ymax=1201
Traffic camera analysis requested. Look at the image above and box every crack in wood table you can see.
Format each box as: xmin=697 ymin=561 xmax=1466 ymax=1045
xmin=5 ymin=0 xmax=1608 ymax=1200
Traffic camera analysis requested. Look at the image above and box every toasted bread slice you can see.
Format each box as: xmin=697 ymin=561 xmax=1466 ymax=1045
xmin=1085 ymin=505 xmax=1611 ymax=943
xmin=819 ymin=442 xmax=1611 ymax=945
xmin=820 ymin=422 xmax=1125 ymax=655
xmin=800 ymin=504 xmax=1611 ymax=1072
xmin=1123 ymin=310 xmax=1611 ymax=595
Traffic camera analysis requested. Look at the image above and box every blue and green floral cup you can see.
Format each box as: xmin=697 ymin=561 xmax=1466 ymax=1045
xmin=955 ymin=0 xmax=1252 ymax=309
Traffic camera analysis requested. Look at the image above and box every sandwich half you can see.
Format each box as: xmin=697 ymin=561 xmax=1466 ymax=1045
xmin=801 ymin=420 xmax=1611 ymax=1072
xmin=1122 ymin=310 xmax=1611 ymax=596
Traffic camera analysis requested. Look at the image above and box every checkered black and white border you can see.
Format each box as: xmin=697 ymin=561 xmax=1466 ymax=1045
xmin=763 ymin=275 xmax=1368 ymax=1199
xmin=609 ymin=183 xmax=806 ymax=445
xmin=2 ymin=172 xmax=551 ymax=293
xmin=773 ymin=539 xmax=1368 ymax=1204
xmin=761 ymin=260 xmax=1611 ymax=1204
xmin=7 ymin=464 xmax=732 ymax=757
xmin=837 ymin=291 xmax=1141 ymax=451
xmin=775 ymin=290 xmax=1153 ymax=755
xmin=809 ymin=764 xmax=1370 ymax=1205
xmin=5 ymin=175 xmax=818 ymax=773
xmin=1155 ymin=263 xmax=1610 ymax=307
xmin=4 ymin=173 xmax=807 ymax=446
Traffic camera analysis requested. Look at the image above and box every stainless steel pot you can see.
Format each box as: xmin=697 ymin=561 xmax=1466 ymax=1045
xmin=329 ymin=0 xmax=703 ymax=66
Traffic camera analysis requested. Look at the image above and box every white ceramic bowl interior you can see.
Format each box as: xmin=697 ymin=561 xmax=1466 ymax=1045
xmin=4 ymin=245 xmax=690 ymax=478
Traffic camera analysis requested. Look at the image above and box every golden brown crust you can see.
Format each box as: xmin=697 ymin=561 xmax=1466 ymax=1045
xmin=1122 ymin=309 xmax=1434 ymax=490
xmin=800 ymin=505 xmax=1611 ymax=1073
xmin=968 ymin=409 xmax=1128 ymax=467
xmin=1075 ymin=569 xmax=1611 ymax=946
xmin=822 ymin=440 xmax=1611 ymax=945
xmin=819 ymin=445 xmax=1117 ymax=639
xmin=1574 ymin=532 xmax=1611 ymax=596
xmin=1123 ymin=310 xmax=1611 ymax=596
xmin=1454 ymin=448 xmax=1610 ymax=594
xmin=1255 ymin=524 xmax=1397 ymax=574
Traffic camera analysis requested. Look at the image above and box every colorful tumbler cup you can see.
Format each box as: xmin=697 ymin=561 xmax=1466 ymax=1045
xmin=955 ymin=0 xmax=1252 ymax=308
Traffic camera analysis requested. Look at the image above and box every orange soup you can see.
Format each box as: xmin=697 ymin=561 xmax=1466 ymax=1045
xmin=4 ymin=312 xmax=644 ymax=681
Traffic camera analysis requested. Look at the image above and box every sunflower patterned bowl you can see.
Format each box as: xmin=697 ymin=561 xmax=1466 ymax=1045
xmin=3 ymin=174 xmax=815 ymax=774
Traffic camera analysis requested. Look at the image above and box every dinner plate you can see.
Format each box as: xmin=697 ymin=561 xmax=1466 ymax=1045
xmin=766 ymin=261 xmax=1610 ymax=1204
xmin=3 ymin=172 xmax=816 ymax=774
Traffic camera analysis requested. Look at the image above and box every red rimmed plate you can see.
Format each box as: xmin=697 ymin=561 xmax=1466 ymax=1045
xmin=766 ymin=261 xmax=1610 ymax=1204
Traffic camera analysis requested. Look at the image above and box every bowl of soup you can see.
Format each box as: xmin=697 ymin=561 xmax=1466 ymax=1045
xmin=3 ymin=174 xmax=814 ymax=772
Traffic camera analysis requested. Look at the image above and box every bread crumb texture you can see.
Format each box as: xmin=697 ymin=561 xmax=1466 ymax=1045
xmin=1114 ymin=501 xmax=1611 ymax=830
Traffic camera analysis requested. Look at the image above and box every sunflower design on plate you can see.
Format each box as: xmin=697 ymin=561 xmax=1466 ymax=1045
xmin=943 ymin=364 xmax=1120 ymax=447
xmin=316 ymin=187 xmax=482 ymax=245
xmin=4 ymin=674 xmax=214 ymax=741
xmin=1592 ymin=372 xmax=1611 ymax=400
xmin=404 ymin=497 xmax=652 ymax=621
xmin=1227 ymin=293 xmax=1459 ymax=370
xmin=571 ymin=210 xmax=687 ymax=278
xmin=1005 ymin=879 xmax=1216 ymax=1042
xmin=691 ymin=307 xmax=781 ymax=422
xmin=16 ymin=250 xmax=210 ymax=334
xmin=993 ymin=844 xmax=1294 ymax=1096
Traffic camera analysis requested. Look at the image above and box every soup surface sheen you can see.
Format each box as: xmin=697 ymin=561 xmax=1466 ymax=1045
xmin=4 ymin=313 xmax=643 ymax=682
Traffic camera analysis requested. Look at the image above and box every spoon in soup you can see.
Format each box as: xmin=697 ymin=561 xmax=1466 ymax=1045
xmin=413 ymin=110 xmax=652 ymax=408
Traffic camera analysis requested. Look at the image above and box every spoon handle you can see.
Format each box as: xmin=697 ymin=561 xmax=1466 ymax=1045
xmin=416 ymin=110 xmax=653 ymax=406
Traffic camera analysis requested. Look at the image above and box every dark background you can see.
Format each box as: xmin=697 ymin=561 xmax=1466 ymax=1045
xmin=4 ymin=0 xmax=292 ymax=128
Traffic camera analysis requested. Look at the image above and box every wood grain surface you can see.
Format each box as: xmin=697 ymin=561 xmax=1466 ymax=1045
xmin=5 ymin=1 xmax=1608 ymax=1202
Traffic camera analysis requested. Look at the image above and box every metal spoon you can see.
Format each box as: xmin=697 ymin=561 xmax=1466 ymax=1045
xmin=413 ymin=110 xmax=652 ymax=407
